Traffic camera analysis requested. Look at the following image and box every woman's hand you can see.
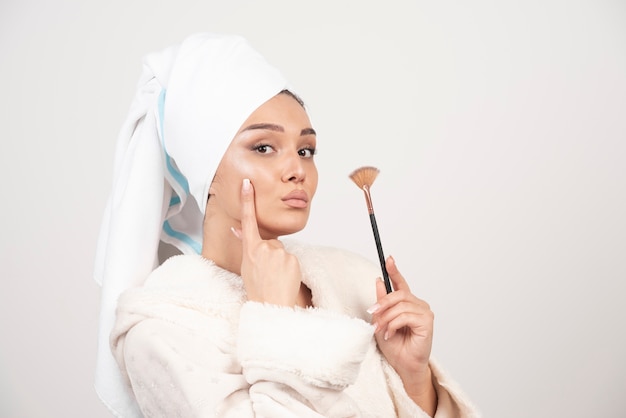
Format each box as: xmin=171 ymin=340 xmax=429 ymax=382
xmin=235 ymin=178 xmax=302 ymax=307
xmin=368 ymin=256 xmax=437 ymax=415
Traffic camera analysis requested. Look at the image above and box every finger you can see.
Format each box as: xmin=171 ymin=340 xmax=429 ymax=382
xmin=385 ymin=310 xmax=434 ymax=341
xmin=374 ymin=296 xmax=433 ymax=340
xmin=386 ymin=256 xmax=411 ymax=292
xmin=367 ymin=278 xmax=387 ymax=323
xmin=230 ymin=226 xmax=242 ymax=240
xmin=375 ymin=299 xmax=431 ymax=328
xmin=368 ymin=278 xmax=404 ymax=315
xmin=369 ymin=288 xmax=430 ymax=326
xmin=240 ymin=178 xmax=262 ymax=247
xmin=376 ymin=277 xmax=387 ymax=302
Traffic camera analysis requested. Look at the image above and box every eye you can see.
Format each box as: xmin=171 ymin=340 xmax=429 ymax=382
xmin=298 ymin=147 xmax=317 ymax=158
xmin=253 ymin=144 xmax=275 ymax=154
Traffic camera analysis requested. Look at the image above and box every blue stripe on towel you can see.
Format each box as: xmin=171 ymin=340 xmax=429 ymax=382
xmin=158 ymin=89 xmax=201 ymax=254
xmin=169 ymin=195 xmax=181 ymax=206
xmin=163 ymin=220 xmax=202 ymax=254
xmin=158 ymin=89 xmax=190 ymax=196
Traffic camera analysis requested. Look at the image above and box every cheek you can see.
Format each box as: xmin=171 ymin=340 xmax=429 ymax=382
xmin=309 ymin=165 xmax=319 ymax=196
xmin=220 ymin=161 xmax=275 ymax=214
xmin=210 ymin=176 xmax=239 ymax=217
xmin=211 ymin=167 xmax=243 ymax=214
xmin=248 ymin=171 xmax=276 ymax=206
xmin=216 ymin=155 xmax=255 ymax=193
xmin=223 ymin=154 xmax=265 ymax=187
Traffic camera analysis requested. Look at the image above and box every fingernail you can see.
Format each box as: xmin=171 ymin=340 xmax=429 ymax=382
xmin=388 ymin=255 xmax=395 ymax=266
xmin=367 ymin=303 xmax=380 ymax=314
xmin=230 ymin=226 xmax=241 ymax=239
xmin=242 ymin=178 xmax=251 ymax=192
xmin=373 ymin=322 xmax=380 ymax=333
xmin=384 ymin=331 xmax=389 ymax=341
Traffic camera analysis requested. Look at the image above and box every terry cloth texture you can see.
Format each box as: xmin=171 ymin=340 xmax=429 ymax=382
xmin=93 ymin=33 xmax=289 ymax=417
xmin=110 ymin=241 xmax=481 ymax=417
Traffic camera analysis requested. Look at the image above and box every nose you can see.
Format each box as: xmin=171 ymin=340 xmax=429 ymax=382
xmin=281 ymin=152 xmax=306 ymax=183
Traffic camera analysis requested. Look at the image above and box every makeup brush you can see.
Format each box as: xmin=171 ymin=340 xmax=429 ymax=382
xmin=349 ymin=166 xmax=393 ymax=294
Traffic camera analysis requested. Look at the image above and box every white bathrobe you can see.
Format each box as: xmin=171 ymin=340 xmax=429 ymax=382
xmin=111 ymin=242 xmax=480 ymax=417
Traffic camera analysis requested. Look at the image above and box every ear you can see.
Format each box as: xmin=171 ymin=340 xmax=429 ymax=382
xmin=208 ymin=175 xmax=219 ymax=197
xmin=204 ymin=183 xmax=215 ymax=216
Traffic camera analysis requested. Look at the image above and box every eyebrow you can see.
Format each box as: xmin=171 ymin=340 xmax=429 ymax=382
xmin=242 ymin=123 xmax=316 ymax=136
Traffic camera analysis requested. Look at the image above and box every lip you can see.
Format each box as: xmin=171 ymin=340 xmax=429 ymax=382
xmin=281 ymin=189 xmax=309 ymax=208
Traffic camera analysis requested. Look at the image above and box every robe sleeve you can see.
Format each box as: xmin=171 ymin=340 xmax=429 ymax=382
xmin=112 ymin=291 xmax=374 ymax=417
xmin=381 ymin=358 xmax=481 ymax=418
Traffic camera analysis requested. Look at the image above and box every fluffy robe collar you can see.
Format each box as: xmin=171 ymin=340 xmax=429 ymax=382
xmin=119 ymin=240 xmax=378 ymax=322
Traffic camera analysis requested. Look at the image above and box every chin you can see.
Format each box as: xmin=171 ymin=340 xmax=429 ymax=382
xmin=258 ymin=215 xmax=310 ymax=239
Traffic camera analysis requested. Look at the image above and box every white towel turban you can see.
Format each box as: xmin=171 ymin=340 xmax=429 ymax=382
xmin=93 ymin=33 xmax=289 ymax=417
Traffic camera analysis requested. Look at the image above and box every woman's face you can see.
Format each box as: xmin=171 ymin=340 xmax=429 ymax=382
xmin=208 ymin=93 xmax=318 ymax=239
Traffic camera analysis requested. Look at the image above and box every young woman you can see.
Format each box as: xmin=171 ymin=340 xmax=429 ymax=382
xmin=95 ymin=33 xmax=479 ymax=417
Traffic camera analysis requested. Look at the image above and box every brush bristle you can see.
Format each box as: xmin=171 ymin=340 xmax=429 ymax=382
xmin=349 ymin=166 xmax=380 ymax=189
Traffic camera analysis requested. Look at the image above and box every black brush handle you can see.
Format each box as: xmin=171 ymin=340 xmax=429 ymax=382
xmin=369 ymin=213 xmax=392 ymax=293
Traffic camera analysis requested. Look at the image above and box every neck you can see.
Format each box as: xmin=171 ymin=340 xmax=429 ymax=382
xmin=201 ymin=213 xmax=245 ymax=275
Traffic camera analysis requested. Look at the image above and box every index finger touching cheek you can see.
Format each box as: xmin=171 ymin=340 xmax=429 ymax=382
xmin=240 ymin=178 xmax=262 ymax=246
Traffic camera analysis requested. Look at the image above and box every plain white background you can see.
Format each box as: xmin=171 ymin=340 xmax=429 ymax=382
xmin=1 ymin=0 xmax=624 ymax=416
